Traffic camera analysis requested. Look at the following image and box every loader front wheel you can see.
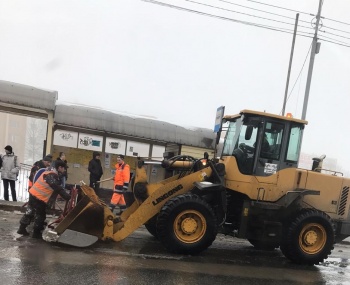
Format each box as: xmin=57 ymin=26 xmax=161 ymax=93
xmin=157 ymin=194 xmax=217 ymax=254
xmin=145 ymin=215 xmax=158 ymax=239
xmin=280 ymin=209 xmax=334 ymax=265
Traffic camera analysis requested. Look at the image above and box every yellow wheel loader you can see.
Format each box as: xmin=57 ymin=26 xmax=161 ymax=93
xmin=43 ymin=110 xmax=350 ymax=265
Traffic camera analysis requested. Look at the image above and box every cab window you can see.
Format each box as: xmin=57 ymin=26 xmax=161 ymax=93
xmin=260 ymin=122 xmax=284 ymax=160
xmin=286 ymin=124 xmax=303 ymax=162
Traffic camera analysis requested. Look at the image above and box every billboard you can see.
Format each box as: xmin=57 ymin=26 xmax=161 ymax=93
xmin=78 ymin=133 xmax=103 ymax=151
xmin=126 ymin=141 xmax=150 ymax=157
xmin=105 ymin=137 xmax=126 ymax=155
xmin=53 ymin=130 xmax=78 ymax=148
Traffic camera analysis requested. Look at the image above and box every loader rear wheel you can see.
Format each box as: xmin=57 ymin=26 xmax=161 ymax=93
xmin=157 ymin=194 xmax=217 ymax=254
xmin=280 ymin=209 xmax=334 ymax=265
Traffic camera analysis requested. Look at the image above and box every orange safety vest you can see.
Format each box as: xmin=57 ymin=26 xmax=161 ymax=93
xmin=113 ymin=163 xmax=130 ymax=188
xmin=29 ymin=171 xmax=55 ymax=203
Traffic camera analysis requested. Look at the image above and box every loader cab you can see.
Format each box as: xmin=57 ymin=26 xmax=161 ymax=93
xmin=220 ymin=110 xmax=307 ymax=176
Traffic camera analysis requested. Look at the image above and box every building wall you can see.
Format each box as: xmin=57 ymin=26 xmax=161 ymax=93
xmin=180 ymin=145 xmax=215 ymax=159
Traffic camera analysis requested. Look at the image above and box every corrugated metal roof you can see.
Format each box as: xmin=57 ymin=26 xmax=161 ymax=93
xmin=55 ymin=104 xmax=215 ymax=149
xmin=0 ymin=80 xmax=57 ymax=111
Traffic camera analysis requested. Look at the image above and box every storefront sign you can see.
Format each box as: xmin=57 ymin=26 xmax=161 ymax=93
xmin=53 ymin=130 xmax=78 ymax=148
xmin=126 ymin=141 xmax=150 ymax=157
xmin=78 ymin=133 xmax=103 ymax=151
xmin=105 ymin=137 xmax=126 ymax=154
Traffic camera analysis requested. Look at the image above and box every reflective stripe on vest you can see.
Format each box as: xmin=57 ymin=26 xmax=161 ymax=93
xmin=29 ymin=171 xmax=55 ymax=203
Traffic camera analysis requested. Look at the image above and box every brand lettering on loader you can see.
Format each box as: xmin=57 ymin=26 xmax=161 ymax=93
xmin=152 ymin=185 xmax=183 ymax=206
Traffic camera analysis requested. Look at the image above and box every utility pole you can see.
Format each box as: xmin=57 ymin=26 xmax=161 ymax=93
xmin=282 ymin=13 xmax=299 ymax=116
xmin=301 ymin=0 xmax=323 ymax=120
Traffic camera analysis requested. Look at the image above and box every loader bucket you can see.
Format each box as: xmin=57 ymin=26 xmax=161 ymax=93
xmin=50 ymin=185 xmax=114 ymax=246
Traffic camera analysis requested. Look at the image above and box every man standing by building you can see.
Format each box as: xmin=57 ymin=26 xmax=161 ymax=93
xmin=17 ymin=160 xmax=71 ymax=238
xmin=110 ymin=154 xmax=130 ymax=213
xmin=1 ymin=145 xmax=19 ymax=201
xmin=88 ymin=152 xmax=103 ymax=191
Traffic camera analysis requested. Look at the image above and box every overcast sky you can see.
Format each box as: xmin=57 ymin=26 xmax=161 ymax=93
xmin=1 ymin=0 xmax=350 ymax=170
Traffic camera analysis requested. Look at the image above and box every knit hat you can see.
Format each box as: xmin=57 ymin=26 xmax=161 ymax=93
xmin=117 ymin=154 xmax=125 ymax=159
xmin=4 ymin=145 xmax=12 ymax=153
xmin=43 ymin=155 xmax=52 ymax=162
xmin=54 ymin=160 xmax=66 ymax=169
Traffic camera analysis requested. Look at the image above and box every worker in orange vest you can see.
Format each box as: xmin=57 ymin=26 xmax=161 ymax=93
xmin=17 ymin=160 xmax=71 ymax=239
xmin=28 ymin=155 xmax=52 ymax=190
xmin=110 ymin=154 xmax=130 ymax=214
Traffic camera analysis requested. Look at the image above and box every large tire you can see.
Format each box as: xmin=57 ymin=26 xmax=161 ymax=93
xmin=157 ymin=193 xmax=218 ymax=254
xmin=145 ymin=215 xmax=158 ymax=239
xmin=280 ymin=209 xmax=334 ymax=265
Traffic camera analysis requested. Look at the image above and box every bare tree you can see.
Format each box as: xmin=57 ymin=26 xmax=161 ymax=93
xmin=24 ymin=117 xmax=47 ymax=165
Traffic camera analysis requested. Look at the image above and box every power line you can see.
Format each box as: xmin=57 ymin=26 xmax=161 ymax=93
xmin=245 ymin=0 xmax=350 ymax=33
xmin=280 ymin=43 xmax=312 ymax=115
xmin=318 ymin=37 xmax=350 ymax=48
xmin=318 ymin=35 xmax=350 ymax=47
xmin=142 ymin=0 xmax=314 ymax=37
xmin=143 ymin=0 xmax=350 ymax=48
xmin=320 ymin=29 xmax=350 ymax=41
xmin=202 ymin=0 xmax=350 ymax=39
xmin=181 ymin=0 xmax=315 ymax=31
xmin=222 ymin=0 xmax=350 ymax=36
xmin=215 ymin=0 xmax=312 ymax=24
xmin=323 ymin=16 xmax=350 ymax=27
xmin=323 ymin=24 xmax=350 ymax=35
xmin=246 ymin=0 xmax=311 ymax=16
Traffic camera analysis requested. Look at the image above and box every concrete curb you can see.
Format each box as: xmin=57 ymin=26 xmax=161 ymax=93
xmin=0 ymin=201 xmax=62 ymax=215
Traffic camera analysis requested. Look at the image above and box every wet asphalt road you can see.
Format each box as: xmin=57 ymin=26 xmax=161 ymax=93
xmin=0 ymin=209 xmax=350 ymax=285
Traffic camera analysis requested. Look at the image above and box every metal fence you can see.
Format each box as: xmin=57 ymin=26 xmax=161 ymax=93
xmin=0 ymin=163 xmax=31 ymax=202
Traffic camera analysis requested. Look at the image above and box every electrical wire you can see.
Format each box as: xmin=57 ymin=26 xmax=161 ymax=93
xmin=182 ymin=0 xmax=315 ymax=31
xmin=215 ymin=0 xmax=312 ymax=24
xmin=246 ymin=0 xmax=311 ymax=16
xmin=323 ymin=17 xmax=350 ymax=27
xmin=320 ymin=29 xmax=350 ymax=41
xmin=318 ymin=37 xmax=350 ymax=48
xmin=142 ymin=0 xmax=314 ymax=38
xmin=323 ymin=25 xmax=350 ymax=35
xmin=142 ymin=0 xmax=350 ymax=48
xmin=245 ymin=0 xmax=350 ymax=36
xmin=279 ymin=43 xmax=312 ymax=115
xmin=318 ymin=34 xmax=350 ymax=46
xmin=199 ymin=0 xmax=350 ymax=44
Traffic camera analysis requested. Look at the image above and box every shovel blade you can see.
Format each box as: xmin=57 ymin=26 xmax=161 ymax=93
xmin=58 ymin=229 xmax=98 ymax=247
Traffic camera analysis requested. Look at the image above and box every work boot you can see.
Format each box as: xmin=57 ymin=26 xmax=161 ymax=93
xmin=32 ymin=231 xmax=42 ymax=239
xmin=109 ymin=204 xmax=116 ymax=212
xmin=119 ymin=205 xmax=127 ymax=213
xmin=17 ymin=225 xmax=30 ymax=236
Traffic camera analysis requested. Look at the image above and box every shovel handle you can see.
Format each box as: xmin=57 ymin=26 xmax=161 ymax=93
xmin=96 ymin=177 xmax=114 ymax=184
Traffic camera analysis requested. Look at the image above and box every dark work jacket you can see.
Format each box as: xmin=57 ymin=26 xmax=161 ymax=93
xmin=88 ymin=158 xmax=103 ymax=181
xmin=52 ymin=158 xmax=68 ymax=180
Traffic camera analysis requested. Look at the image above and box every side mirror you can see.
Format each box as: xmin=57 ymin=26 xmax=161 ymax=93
xmin=245 ymin=126 xmax=253 ymax=140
